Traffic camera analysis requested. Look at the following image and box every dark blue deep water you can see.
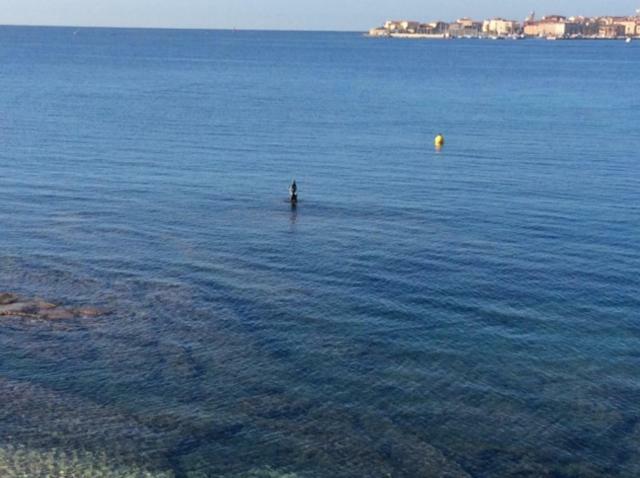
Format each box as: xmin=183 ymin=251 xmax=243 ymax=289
xmin=0 ymin=27 xmax=639 ymax=477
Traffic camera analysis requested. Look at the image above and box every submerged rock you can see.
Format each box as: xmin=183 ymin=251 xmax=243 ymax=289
xmin=0 ymin=293 xmax=105 ymax=321
xmin=0 ymin=377 xmax=177 ymax=477
xmin=0 ymin=293 xmax=18 ymax=305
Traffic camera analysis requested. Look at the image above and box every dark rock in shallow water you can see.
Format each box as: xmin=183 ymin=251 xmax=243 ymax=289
xmin=0 ymin=293 xmax=19 ymax=305
xmin=0 ymin=293 xmax=105 ymax=321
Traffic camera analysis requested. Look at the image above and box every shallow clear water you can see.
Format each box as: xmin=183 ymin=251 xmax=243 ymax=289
xmin=0 ymin=26 xmax=639 ymax=477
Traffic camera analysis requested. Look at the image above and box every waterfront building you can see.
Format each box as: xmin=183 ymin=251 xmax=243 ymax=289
xmin=523 ymin=16 xmax=583 ymax=38
xmin=569 ymin=17 xmax=600 ymax=36
xmin=368 ymin=27 xmax=389 ymax=37
xmin=370 ymin=19 xmax=447 ymax=38
xmin=598 ymin=23 xmax=626 ymax=38
xmin=383 ymin=20 xmax=420 ymax=33
xmin=610 ymin=18 xmax=640 ymax=36
xmin=482 ymin=18 xmax=519 ymax=36
xmin=369 ymin=11 xmax=640 ymax=40
xmin=541 ymin=15 xmax=567 ymax=23
xmin=383 ymin=20 xmax=399 ymax=32
xmin=448 ymin=18 xmax=483 ymax=37
xmin=417 ymin=21 xmax=448 ymax=35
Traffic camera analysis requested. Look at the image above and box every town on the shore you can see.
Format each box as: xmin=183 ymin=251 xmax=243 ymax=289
xmin=368 ymin=11 xmax=640 ymax=40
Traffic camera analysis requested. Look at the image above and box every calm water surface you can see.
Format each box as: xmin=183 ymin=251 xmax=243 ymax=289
xmin=0 ymin=27 xmax=639 ymax=477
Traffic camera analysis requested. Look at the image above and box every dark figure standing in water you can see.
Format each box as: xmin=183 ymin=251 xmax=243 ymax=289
xmin=289 ymin=180 xmax=298 ymax=204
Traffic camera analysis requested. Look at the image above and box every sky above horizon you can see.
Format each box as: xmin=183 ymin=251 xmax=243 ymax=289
xmin=0 ymin=0 xmax=638 ymax=30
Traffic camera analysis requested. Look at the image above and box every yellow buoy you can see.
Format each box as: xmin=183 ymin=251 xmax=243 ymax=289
xmin=434 ymin=134 xmax=445 ymax=148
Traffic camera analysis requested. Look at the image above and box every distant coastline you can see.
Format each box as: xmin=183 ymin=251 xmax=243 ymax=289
xmin=368 ymin=13 xmax=640 ymax=40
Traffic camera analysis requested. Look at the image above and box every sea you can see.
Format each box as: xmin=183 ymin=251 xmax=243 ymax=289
xmin=0 ymin=26 xmax=638 ymax=477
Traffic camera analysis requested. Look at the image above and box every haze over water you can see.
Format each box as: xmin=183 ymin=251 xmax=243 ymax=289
xmin=0 ymin=26 xmax=639 ymax=477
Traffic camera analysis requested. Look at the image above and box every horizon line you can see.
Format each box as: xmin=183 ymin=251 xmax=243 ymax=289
xmin=0 ymin=23 xmax=362 ymax=33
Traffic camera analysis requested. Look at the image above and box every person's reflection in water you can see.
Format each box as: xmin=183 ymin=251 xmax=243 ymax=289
xmin=290 ymin=202 xmax=298 ymax=227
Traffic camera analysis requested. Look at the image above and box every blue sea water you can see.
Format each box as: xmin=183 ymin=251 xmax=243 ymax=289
xmin=0 ymin=26 xmax=639 ymax=477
